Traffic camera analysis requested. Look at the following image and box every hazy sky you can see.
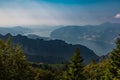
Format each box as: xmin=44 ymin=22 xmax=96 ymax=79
xmin=0 ymin=0 xmax=120 ymax=26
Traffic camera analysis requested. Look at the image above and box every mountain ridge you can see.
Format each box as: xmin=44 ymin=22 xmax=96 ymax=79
xmin=51 ymin=22 xmax=120 ymax=55
xmin=0 ymin=33 xmax=99 ymax=64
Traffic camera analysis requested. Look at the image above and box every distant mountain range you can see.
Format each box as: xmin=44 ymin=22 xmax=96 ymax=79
xmin=0 ymin=26 xmax=53 ymax=41
xmin=0 ymin=25 xmax=60 ymax=37
xmin=0 ymin=34 xmax=99 ymax=64
xmin=51 ymin=22 xmax=120 ymax=55
xmin=0 ymin=26 xmax=31 ymax=35
xmin=0 ymin=22 xmax=119 ymax=56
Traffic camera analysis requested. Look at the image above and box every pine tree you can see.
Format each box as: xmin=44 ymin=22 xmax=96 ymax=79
xmin=109 ymin=37 xmax=120 ymax=79
xmin=0 ymin=38 xmax=35 ymax=80
xmin=65 ymin=48 xmax=84 ymax=80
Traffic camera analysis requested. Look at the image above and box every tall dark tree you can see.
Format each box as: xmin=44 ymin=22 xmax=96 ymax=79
xmin=65 ymin=48 xmax=84 ymax=80
xmin=0 ymin=38 xmax=35 ymax=80
xmin=109 ymin=37 xmax=120 ymax=79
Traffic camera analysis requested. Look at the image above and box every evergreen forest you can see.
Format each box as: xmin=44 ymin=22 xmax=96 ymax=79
xmin=0 ymin=37 xmax=120 ymax=80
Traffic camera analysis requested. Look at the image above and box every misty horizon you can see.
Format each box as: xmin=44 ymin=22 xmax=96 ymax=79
xmin=0 ymin=0 xmax=120 ymax=27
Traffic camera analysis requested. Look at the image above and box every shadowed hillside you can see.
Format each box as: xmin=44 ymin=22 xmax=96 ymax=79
xmin=0 ymin=33 xmax=99 ymax=64
xmin=51 ymin=22 xmax=120 ymax=55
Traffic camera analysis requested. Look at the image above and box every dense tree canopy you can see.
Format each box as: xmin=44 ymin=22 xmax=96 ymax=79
xmin=1 ymin=36 xmax=120 ymax=80
xmin=109 ymin=37 xmax=120 ymax=79
xmin=0 ymin=38 xmax=35 ymax=80
xmin=64 ymin=48 xmax=84 ymax=80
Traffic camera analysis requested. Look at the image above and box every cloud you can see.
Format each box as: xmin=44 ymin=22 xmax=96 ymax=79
xmin=0 ymin=1 xmax=62 ymax=26
xmin=0 ymin=0 xmax=119 ymax=26
xmin=115 ymin=13 xmax=120 ymax=18
xmin=0 ymin=0 xmax=89 ymax=26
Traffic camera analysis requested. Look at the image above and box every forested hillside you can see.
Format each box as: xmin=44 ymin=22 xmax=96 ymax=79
xmin=0 ymin=37 xmax=120 ymax=80
xmin=51 ymin=22 xmax=120 ymax=55
xmin=0 ymin=33 xmax=98 ymax=64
